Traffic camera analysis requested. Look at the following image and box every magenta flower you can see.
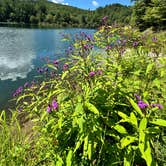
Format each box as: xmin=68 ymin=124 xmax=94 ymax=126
xmin=24 ymin=82 xmax=29 ymax=88
xmin=134 ymin=94 xmax=141 ymax=101
xmin=102 ymin=16 xmax=108 ymax=22
xmin=63 ymin=64 xmax=69 ymax=70
xmin=53 ymin=60 xmax=58 ymax=66
xmin=133 ymin=41 xmax=139 ymax=47
xmin=47 ymin=105 xmax=51 ymax=113
xmin=151 ymin=103 xmax=163 ymax=109
xmin=89 ymin=71 xmax=95 ymax=77
xmin=138 ymin=100 xmax=148 ymax=109
xmin=152 ymin=36 xmax=157 ymax=42
xmin=52 ymin=100 xmax=58 ymax=110
xmin=97 ymin=70 xmax=103 ymax=75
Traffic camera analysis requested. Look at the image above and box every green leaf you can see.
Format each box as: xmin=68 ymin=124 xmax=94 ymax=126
xmin=128 ymin=98 xmax=144 ymax=117
xmin=56 ymin=155 xmax=63 ymax=166
xmin=114 ymin=124 xmax=128 ymax=135
xmin=150 ymin=119 xmax=166 ymax=127
xmin=88 ymin=143 xmax=92 ymax=160
xmin=47 ymin=64 xmax=58 ymax=70
xmin=74 ymin=135 xmax=84 ymax=153
xmin=124 ymin=146 xmax=133 ymax=166
xmin=66 ymin=150 xmax=73 ymax=166
xmin=146 ymin=63 xmax=154 ymax=75
xmin=83 ymin=135 xmax=88 ymax=156
xmin=139 ymin=118 xmax=152 ymax=166
xmin=85 ymin=102 xmax=99 ymax=115
xmin=118 ymin=111 xmax=129 ymax=120
xmin=62 ymin=71 xmax=69 ymax=80
xmin=130 ymin=112 xmax=138 ymax=128
xmin=120 ymin=136 xmax=136 ymax=149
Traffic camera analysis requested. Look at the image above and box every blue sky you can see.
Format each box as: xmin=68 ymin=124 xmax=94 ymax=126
xmin=49 ymin=0 xmax=133 ymax=10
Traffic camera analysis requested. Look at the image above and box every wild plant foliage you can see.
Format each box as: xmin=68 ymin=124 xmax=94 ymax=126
xmin=1 ymin=22 xmax=166 ymax=165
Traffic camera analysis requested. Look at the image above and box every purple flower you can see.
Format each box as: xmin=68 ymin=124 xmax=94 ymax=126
xmin=63 ymin=64 xmax=69 ymax=70
xmin=138 ymin=100 xmax=148 ymax=109
xmin=151 ymin=103 xmax=163 ymax=109
xmin=53 ymin=60 xmax=58 ymax=66
xmin=106 ymin=45 xmax=112 ymax=51
xmin=89 ymin=71 xmax=95 ymax=77
xmin=102 ymin=16 xmax=108 ymax=22
xmin=24 ymin=82 xmax=29 ymax=88
xmin=152 ymin=36 xmax=157 ymax=42
xmin=134 ymin=94 xmax=141 ymax=101
xmin=44 ymin=67 xmax=48 ymax=72
xmin=12 ymin=92 xmax=17 ymax=97
xmin=52 ymin=100 xmax=58 ymax=110
xmin=97 ymin=70 xmax=103 ymax=75
xmin=133 ymin=41 xmax=139 ymax=47
xmin=37 ymin=67 xmax=43 ymax=73
xmin=16 ymin=86 xmax=23 ymax=94
xmin=47 ymin=105 xmax=51 ymax=113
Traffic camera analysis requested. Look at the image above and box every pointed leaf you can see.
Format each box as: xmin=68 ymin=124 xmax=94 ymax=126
xmin=150 ymin=119 xmax=166 ymax=127
xmin=85 ymin=102 xmax=99 ymax=115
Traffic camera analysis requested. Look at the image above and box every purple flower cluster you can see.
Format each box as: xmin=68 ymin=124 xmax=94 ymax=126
xmin=63 ymin=64 xmax=69 ymax=70
xmin=135 ymin=94 xmax=163 ymax=110
xmin=12 ymin=81 xmax=36 ymax=97
xmin=37 ymin=67 xmax=49 ymax=74
xmin=47 ymin=100 xmax=58 ymax=113
xmin=151 ymin=103 xmax=163 ymax=109
xmin=13 ymin=86 xmax=23 ymax=97
xmin=138 ymin=100 xmax=148 ymax=109
xmin=152 ymin=36 xmax=157 ymax=42
xmin=133 ymin=41 xmax=139 ymax=47
xmin=83 ymin=44 xmax=93 ymax=50
xmin=89 ymin=70 xmax=103 ymax=77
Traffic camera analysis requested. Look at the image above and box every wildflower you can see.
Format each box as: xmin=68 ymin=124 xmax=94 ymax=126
xmin=138 ymin=100 xmax=148 ymax=109
xmin=102 ymin=16 xmax=108 ymax=22
xmin=151 ymin=103 xmax=163 ymax=109
xmin=53 ymin=60 xmax=58 ymax=65
xmin=105 ymin=45 xmax=112 ymax=51
xmin=47 ymin=105 xmax=51 ymax=113
xmin=133 ymin=41 xmax=139 ymax=47
xmin=16 ymin=86 xmax=23 ymax=94
xmin=152 ymin=36 xmax=157 ymax=42
xmin=37 ymin=67 xmax=43 ymax=73
xmin=89 ymin=71 xmax=95 ymax=77
xmin=44 ymin=67 xmax=48 ymax=72
xmin=63 ymin=64 xmax=69 ymax=70
xmin=24 ymin=82 xmax=29 ymax=88
xmin=97 ymin=70 xmax=102 ymax=75
xmin=134 ymin=94 xmax=141 ymax=101
xmin=52 ymin=100 xmax=58 ymax=110
xmin=12 ymin=92 xmax=17 ymax=97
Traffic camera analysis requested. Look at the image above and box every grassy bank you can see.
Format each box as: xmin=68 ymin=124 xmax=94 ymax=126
xmin=0 ymin=22 xmax=166 ymax=165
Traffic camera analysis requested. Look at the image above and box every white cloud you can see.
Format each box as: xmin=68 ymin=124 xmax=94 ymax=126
xmin=49 ymin=0 xmax=69 ymax=5
xmin=92 ymin=0 xmax=99 ymax=7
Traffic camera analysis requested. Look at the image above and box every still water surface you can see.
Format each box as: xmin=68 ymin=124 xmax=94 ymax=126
xmin=0 ymin=27 xmax=94 ymax=109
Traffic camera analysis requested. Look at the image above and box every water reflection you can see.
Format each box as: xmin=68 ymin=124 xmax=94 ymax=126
xmin=0 ymin=28 xmax=35 ymax=81
xmin=0 ymin=27 xmax=95 ymax=109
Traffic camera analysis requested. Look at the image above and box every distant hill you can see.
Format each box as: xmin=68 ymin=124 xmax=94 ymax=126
xmin=0 ymin=0 xmax=132 ymax=28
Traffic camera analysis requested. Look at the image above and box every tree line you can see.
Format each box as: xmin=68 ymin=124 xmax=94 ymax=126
xmin=0 ymin=0 xmax=131 ymax=28
xmin=0 ymin=0 xmax=165 ymax=30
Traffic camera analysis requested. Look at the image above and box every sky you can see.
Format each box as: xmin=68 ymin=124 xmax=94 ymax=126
xmin=49 ymin=0 xmax=133 ymax=10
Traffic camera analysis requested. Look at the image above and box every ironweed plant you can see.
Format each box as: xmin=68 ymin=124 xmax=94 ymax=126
xmin=1 ymin=22 xmax=166 ymax=166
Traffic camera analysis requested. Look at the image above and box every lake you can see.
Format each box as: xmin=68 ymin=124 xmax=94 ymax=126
xmin=0 ymin=26 xmax=95 ymax=110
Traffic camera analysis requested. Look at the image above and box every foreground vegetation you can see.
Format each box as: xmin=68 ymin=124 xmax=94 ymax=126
xmin=0 ymin=18 xmax=166 ymax=165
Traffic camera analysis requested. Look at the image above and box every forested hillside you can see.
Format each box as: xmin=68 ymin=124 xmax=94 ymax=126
xmin=131 ymin=0 xmax=166 ymax=31
xmin=0 ymin=0 xmax=131 ymax=28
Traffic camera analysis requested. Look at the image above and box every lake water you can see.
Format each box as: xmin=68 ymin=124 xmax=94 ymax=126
xmin=0 ymin=27 xmax=95 ymax=109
